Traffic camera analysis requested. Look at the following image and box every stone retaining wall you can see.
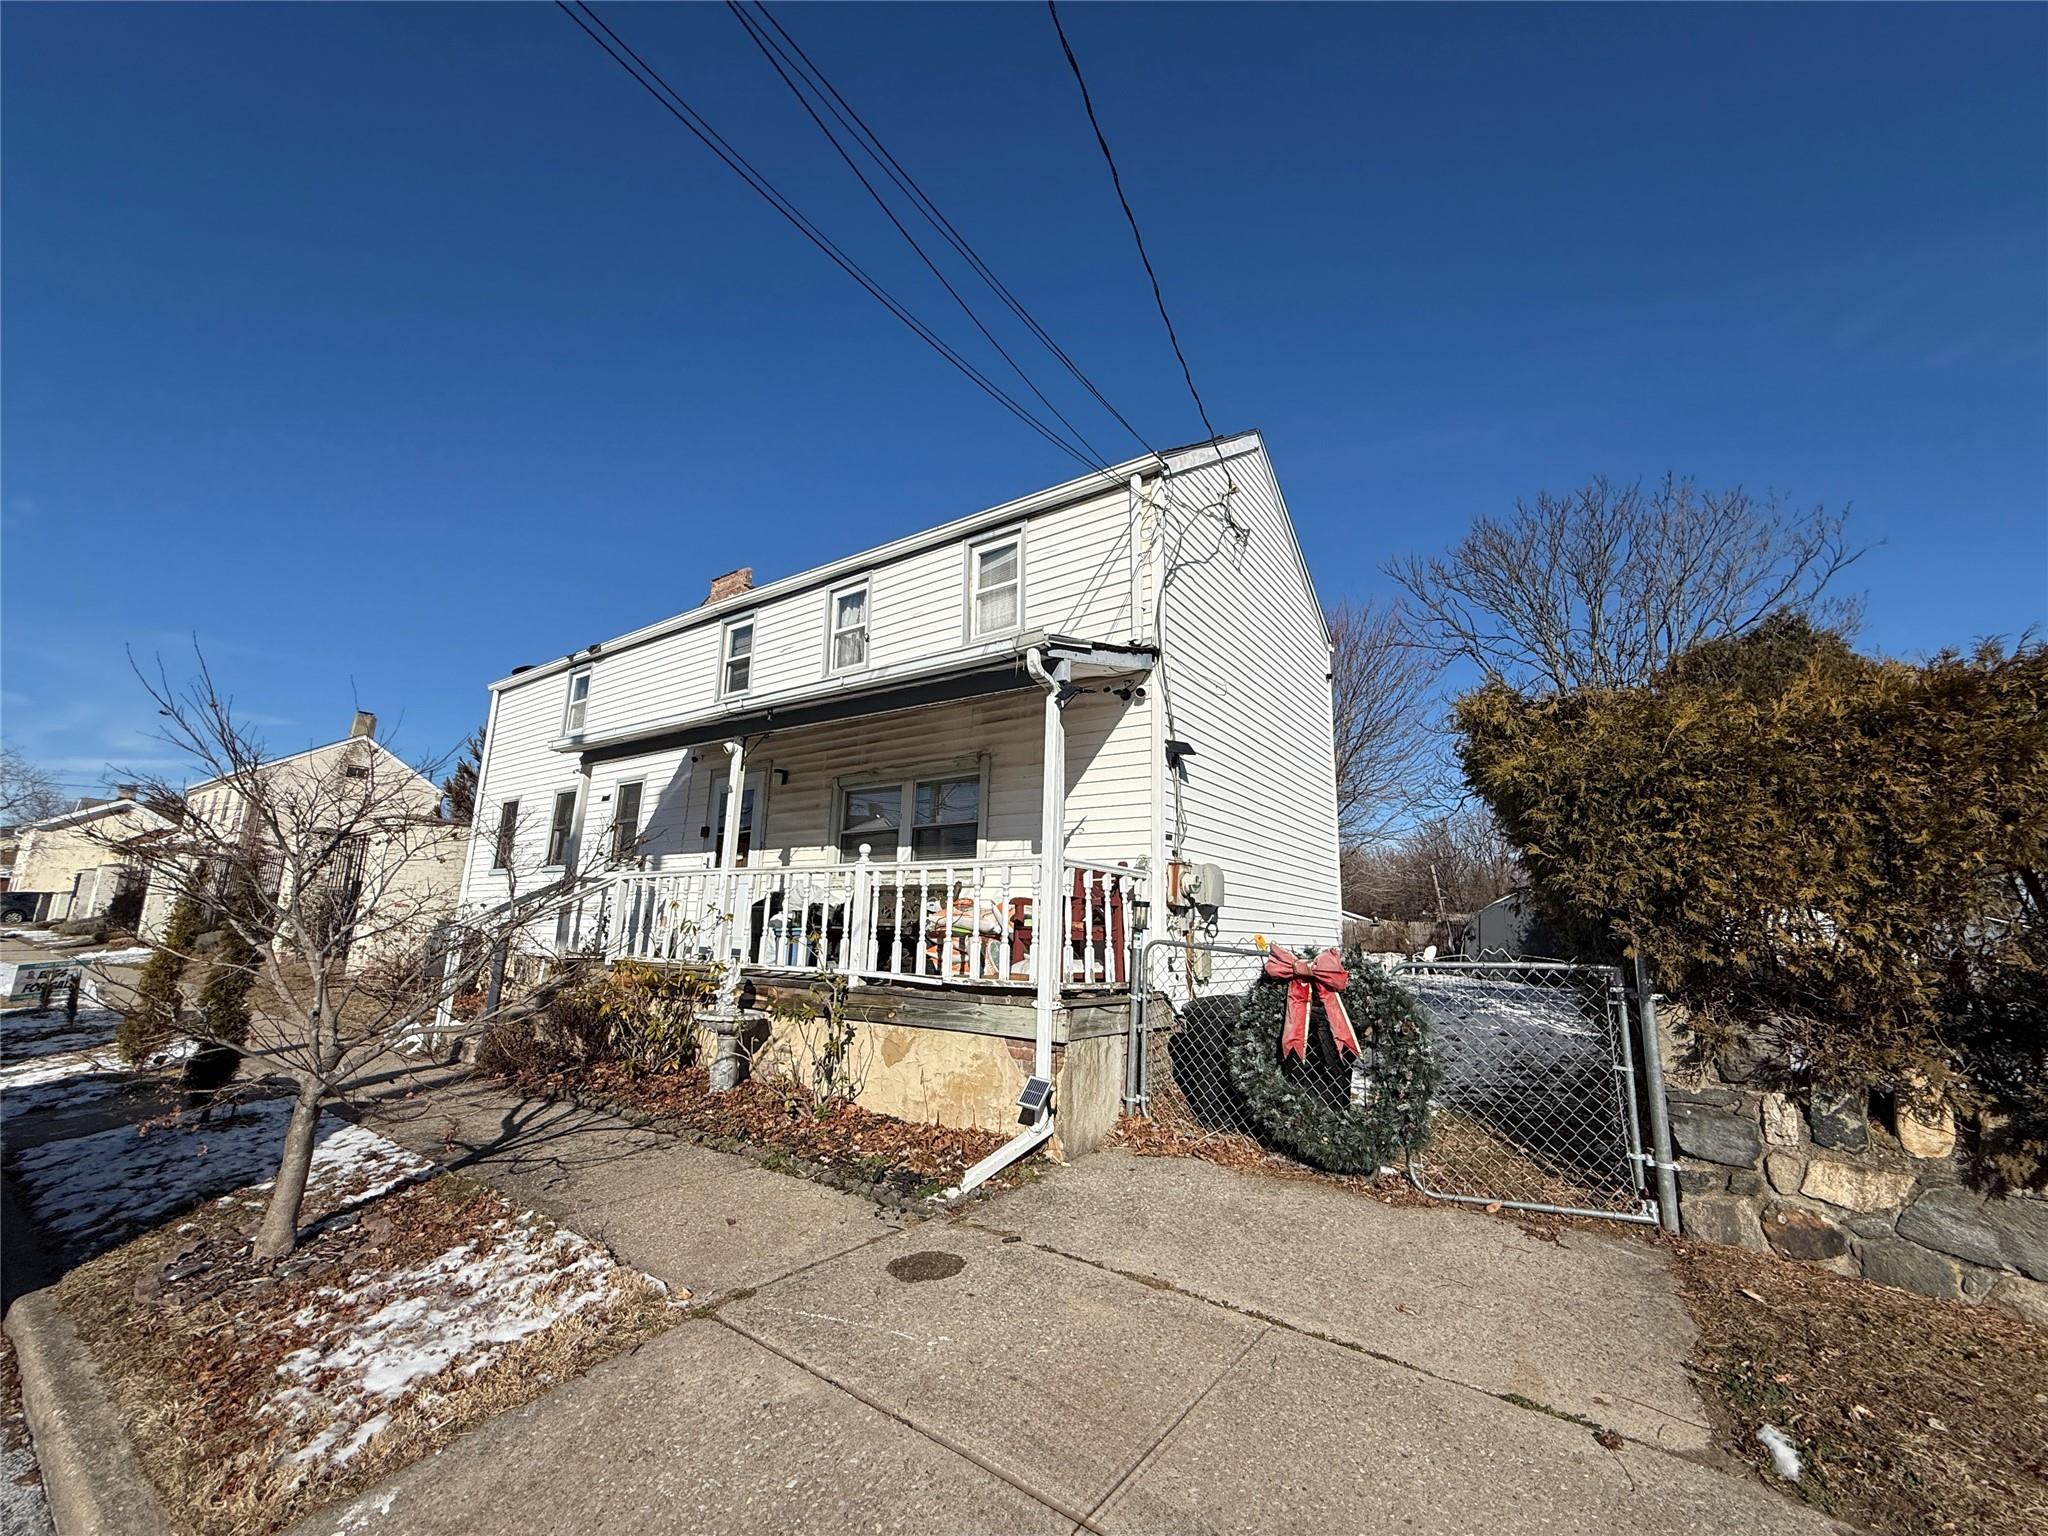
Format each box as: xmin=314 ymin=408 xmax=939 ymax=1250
xmin=1663 ymin=1019 xmax=2046 ymax=1329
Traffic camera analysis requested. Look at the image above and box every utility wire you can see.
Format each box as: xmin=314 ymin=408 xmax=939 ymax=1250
xmin=722 ymin=0 xmax=1118 ymax=476
xmin=1045 ymin=0 xmax=1234 ymax=489
xmin=742 ymin=0 xmax=1162 ymax=464
xmin=556 ymin=1 xmax=1110 ymax=477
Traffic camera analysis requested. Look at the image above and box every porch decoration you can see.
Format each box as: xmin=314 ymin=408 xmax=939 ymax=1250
xmin=1227 ymin=950 xmax=1440 ymax=1175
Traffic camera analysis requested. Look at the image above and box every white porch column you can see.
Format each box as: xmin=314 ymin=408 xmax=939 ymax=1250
xmin=1028 ymin=652 xmax=1069 ymax=1098
xmin=706 ymin=739 xmax=747 ymax=1091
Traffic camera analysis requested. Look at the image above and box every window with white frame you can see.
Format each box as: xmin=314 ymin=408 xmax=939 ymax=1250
xmin=563 ymin=669 xmax=591 ymax=735
xmin=969 ymin=534 xmax=1021 ymax=637
xmin=492 ymin=800 xmax=518 ymax=869
xmin=609 ymin=780 xmax=643 ymax=861
xmin=836 ymin=769 xmax=983 ymax=863
xmin=829 ymin=582 xmax=869 ymax=672
xmin=544 ymin=788 xmax=577 ymax=867
xmin=722 ymin=619 xmax=754 ymax=696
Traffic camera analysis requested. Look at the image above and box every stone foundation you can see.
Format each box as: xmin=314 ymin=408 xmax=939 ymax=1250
xmin=735 ymin=977 xmax=1126 ymax=1160
xmin=1664 ymin=1022 xmax=2046 ymax=1328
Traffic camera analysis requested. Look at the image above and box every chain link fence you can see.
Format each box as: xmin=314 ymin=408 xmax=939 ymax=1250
xmin=1129 ymin=942 xmax=1663 ymax=1225
xmin=1390 ymin=959 xmax=1654 ymax=1222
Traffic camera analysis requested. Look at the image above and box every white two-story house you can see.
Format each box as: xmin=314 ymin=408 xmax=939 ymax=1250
xmin=458 ymin=431 xmax=1340 ymax=1154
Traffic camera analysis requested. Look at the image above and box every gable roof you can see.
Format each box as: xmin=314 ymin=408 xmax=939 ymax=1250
xmin=185 ymin=736 xmax=438 ymax=798
xmin=21 ymin=798 xmax=177 ymax=836
xmin=493 ymin=431 xmax=1308 ymax=692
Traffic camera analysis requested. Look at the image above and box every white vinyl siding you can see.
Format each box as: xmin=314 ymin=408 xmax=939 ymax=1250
xmin=1151 ymin=446 xmax=1341 ymax=948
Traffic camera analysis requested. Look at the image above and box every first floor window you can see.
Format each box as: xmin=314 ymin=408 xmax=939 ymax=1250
xmin=492 ymin=800 xmax=519 ymax=869
xmin=722 ymin=620 xmax=754 ymax=695
xmin=911 ymin=776 xmax=980 ymax=860
xmin=837 ymin=784 xmax=902 ymax=861
xmin=610 ymin=781 xmax=643 ymax=861
xmin=711 ymin=780 xmax=758 ymax=866
xmin=838 ymin=770 xmax=983 ymax=862
xmin=545 ymin=789 xmax=577 ymax=866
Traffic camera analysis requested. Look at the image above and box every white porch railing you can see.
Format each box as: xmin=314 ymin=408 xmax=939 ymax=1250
xmin=572 ymin=854 xmax=1145 ymax=991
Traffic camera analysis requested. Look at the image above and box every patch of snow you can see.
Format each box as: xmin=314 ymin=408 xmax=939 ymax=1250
xmin=69 ymin=946 xmax=152 ymax=966
xmin=10 ymin=1104 xmax=432 ymax=1253
xmin=0 ymin=1037 xmax=191 ymax=1090
xmin=265 ymin=1210 xmax=633 ymax=1477
xmin=1756 ymin=1423 xmax=1802 ymax=1481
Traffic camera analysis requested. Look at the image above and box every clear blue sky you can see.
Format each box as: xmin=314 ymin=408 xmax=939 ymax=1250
xmin=5 ymin=2 xmax=2043 ymax=791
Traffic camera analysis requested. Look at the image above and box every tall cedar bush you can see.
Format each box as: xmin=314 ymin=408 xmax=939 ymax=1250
xmin=1457 ymin=618 xmax=2047 ymax=1187
xmin=117 ymin=891 xmax=205 ymax=1062
xmin=184 ymin=870 xmax=264 ymax=1103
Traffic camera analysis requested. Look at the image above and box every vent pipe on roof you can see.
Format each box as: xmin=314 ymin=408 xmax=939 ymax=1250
xmin=113 ymin=784 xmax=138 ymax=801
xmin=350 ymin=711 xmax=378 ymax=740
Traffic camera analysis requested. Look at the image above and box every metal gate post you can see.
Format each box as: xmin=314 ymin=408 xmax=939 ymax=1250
xmin=1124 ymin=933 xmax=1145 ymax=1114
xmin=1632 ymin=954 xmax=1682 ymax=1231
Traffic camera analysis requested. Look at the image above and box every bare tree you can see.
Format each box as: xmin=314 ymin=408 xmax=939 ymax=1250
xmin=99 ymin=656 xmax=605 ymax=1259
xmin=1327 ymin=600 xmax=1440 ymax=843
xmin=0 ymin=746 xmax=66 ymax=825
xmin=1389 ymin=476 xmax=1863 ymax=694
xmin=1344 ymin=806 xmax=1520 ymax=921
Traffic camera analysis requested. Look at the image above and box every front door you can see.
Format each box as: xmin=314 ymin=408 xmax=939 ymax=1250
xmin=710 ymin=770 xmax=768 ymax=868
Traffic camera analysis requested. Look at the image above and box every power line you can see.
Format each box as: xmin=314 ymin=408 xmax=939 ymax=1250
xmin=722 ymin=0 xmax=1118 ymax=476
xmin=556 ymin=1 xmax=1109 ymax=477
xmin=742 ymin=1 xmax=1162 ymax=464
xmin=1045 ymin=0 xmax=1234 ymax=488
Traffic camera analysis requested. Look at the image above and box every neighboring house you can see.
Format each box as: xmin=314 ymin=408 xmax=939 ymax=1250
xmin=7 ymin=788 xmax=175 ymax=924
xmin=140 ymin=712 xmax=467 ymax=961
xmin=460 ymin=432 xmax=1341 ymax=1153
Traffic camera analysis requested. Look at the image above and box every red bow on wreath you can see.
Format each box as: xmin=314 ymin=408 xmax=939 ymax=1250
xmin=1264 ymin=945 xmax=1360 ymax=1062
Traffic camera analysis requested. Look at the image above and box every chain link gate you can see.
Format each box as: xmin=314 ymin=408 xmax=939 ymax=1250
xmin=1127 ymin=939 xmax=1673 ymax=1226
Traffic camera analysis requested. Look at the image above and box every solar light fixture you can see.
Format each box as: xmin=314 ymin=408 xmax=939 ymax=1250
xmin=1016 ymin=1076 xmax=1052 ymax=1116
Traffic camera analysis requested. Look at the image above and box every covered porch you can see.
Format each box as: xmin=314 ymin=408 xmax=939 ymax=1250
xmin=558 ymin=636 xmax=1156 ymax=1002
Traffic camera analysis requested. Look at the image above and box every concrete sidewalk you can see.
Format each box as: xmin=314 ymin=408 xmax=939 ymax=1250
xmin=299 ymin=1077 xmax=1840 ymax=1536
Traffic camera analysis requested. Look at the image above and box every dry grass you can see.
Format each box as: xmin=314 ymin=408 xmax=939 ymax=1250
xmin=56 ymin=1174 xmax=675 ymax=1536
xmin=499 ymin=1061 xmax=1022 ymax=1198
xmin=1669 ymin=1236 xmax=2048 ymax=1535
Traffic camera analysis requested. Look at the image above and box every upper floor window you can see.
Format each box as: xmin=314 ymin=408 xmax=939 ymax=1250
xmin=492 ymin=800 xmax=519 ymax=869
xmin=970 ymin=534 xmax=1022 ymax=637
xmin=722 ymin=619 xmax=754 ymax=696
xmin=544 ymin=788 xmax=577 ymax=867
xmin=564 ymin=668 xmax=591 ymax=735
xmin=830 ymin=582 xmax=869 ymax=672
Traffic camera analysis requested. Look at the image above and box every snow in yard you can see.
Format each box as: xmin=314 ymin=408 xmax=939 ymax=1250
xmin=0 ymin=930 xmax=81 ymax=949
xmin=267 ymin=1212 xmax=632 ymax=1470
xmin=0 ymin=1006 xmax=124 ymax=1064
xmin=9 ymin=1101 xmax=432 ymax=1253
xmin=69 ymin=946 xmax=152 ymax=966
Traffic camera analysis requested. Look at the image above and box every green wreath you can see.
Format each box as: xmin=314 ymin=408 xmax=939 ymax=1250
xmin=1226 ymin=949 xmax=1441 ymax=1174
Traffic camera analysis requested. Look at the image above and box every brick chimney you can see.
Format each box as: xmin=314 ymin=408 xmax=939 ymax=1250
xmin=113 ymin=783 xmax=138 ymax=801
xmin=707 ymin=567 xmax=754 ymax=604
xmin=349 ymin=710 xmax=377 ymax=740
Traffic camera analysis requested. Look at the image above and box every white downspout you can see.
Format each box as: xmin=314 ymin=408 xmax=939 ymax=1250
xmin=951 ymin=646 xmax=1064 ymax=1196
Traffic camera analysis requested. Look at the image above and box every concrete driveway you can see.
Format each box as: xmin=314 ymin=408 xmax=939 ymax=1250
xmin=288 ymin=1080 xmax=1840 ymax=1536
